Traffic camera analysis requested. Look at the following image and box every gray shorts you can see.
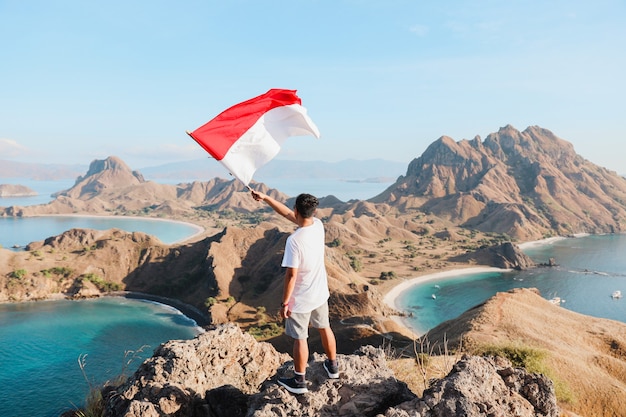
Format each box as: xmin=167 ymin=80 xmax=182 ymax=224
xmin=285 ymin=301 xmax=330 ymax=340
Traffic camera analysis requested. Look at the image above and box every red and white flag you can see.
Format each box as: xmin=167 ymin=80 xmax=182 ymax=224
xmin=187 ymin=89 xmax=320 ymax=186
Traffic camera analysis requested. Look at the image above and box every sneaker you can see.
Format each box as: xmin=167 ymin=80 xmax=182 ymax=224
xmin=324 ymin=359 xmax=339 ymax=379
xmin=277 ymin=376 xmax=308 ymax=394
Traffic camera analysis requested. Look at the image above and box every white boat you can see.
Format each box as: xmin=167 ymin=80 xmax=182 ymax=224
xmin=549 ymin=297 xmax=561 ymax=306
xmin=431 ymin=294 xmax=437 ymax=300
xmin=611 ymin=290 xmax=622 ymax=299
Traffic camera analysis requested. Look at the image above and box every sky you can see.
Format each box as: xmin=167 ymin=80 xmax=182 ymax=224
xmin=1 ymin=0 xmax=625 ymax=173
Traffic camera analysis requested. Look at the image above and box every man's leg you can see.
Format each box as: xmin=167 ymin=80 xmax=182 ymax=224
xmin=311 ymin=302 xmax=340 ymax=379
xmin=293 ymin=337 xmax=309 ymax=374
xmin=278 ymin=313 xmax=310 ymax=394
xmin=318 ymin=327 xmax=336 ymax=361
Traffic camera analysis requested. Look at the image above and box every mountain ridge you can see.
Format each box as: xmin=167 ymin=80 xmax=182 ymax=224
xmin=371 ymin=124 xmax=626 ymax=240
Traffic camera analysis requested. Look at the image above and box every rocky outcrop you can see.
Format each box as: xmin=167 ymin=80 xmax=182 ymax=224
xmin=93 ymin=324 xmax=558 ymax=417
xmin=102 ymin=324 xmax=291 ymax=417
xmin=449 ymin=241 xmax=536 ymax=270
xmin=384 ymin=355 xmax=559 ymax=417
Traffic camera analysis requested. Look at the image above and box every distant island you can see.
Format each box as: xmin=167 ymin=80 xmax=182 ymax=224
xmin=0 ymin=184 xmax=37 ymax=197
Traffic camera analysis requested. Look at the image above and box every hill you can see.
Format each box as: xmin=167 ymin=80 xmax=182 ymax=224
xmin=424 ymin=287 xmax=626 ymax=417
xmin=371 ymin=125 xmax=626 ymax=240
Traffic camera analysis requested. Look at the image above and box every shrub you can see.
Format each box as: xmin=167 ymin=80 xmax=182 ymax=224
xmin=81 ymin=273 xmax=122 ymax=292
xmin=379 ymin=271 xmax=398 ymax=280
xmin=349 ymin=257 xmax=362 ymax=272
xmin=327 ymin=238 xmax=341 ymax=248
xmin=10 ymin=269 xmax=27 ymax=279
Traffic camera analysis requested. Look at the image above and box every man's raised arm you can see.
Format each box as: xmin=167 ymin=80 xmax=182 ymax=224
xmin=251 ymin=190 xmax=297 ymax=224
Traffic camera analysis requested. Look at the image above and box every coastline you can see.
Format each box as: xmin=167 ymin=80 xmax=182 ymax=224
xmin=113 ymin=291 xmax=210 ymax=328
xmin=381 ymin=235 xmax=579 ymax=335
xmin=382 ymin=266 xmax=511 ymax=336
xmin=0 ymin=291 xmax=210 ymax=330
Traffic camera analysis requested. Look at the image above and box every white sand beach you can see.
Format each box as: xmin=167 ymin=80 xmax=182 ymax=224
xmin=383 ymin=266 xmax=511 ymax=336
xmin=383 ymin=266 xmax=511 ymax=312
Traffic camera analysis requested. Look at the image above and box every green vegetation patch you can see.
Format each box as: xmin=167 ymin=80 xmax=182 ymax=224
xmin=81 ymin=273 xmax=122 ymax=292
xmin=10 ymin=269 xmax=27 ymax=279
xmin=475 ymin=342 xmax=575 ymax=404
xmin=41 ymin=266 xmax=74 ymax=278
xmin=248 ymin=322 xmax=283 ymax=341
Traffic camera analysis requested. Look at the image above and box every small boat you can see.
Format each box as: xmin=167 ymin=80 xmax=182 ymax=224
xmin=549 ymin=297 xmax=561 ymax=306
xmin=611 ymin=290 xmax=622 ymax=299
xmin=431 ymin=294 xmax=437 ymax=300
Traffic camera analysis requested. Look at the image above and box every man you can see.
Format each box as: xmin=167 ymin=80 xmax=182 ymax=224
xmin=251 ymin=190 xmax=339 ymax=394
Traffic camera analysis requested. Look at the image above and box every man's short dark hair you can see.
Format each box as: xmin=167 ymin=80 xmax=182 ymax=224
xmin=295 ymin=193 xmax=319 ymax=218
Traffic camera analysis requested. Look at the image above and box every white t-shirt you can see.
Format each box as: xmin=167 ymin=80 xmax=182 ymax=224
xmin=281 ymin=217 xmax=330 ymax=313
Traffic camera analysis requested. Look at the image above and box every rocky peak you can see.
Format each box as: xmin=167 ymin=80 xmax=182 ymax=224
xmin=82 ymin=156 xmax=136 ymax=177
xmin=56 ymin=156 xmax=145 ymax=199
xmin=483 ymin=125 xmax=577 ymax=167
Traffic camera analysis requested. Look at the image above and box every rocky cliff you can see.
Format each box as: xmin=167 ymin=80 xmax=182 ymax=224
xmin=76 ymin=323 xmax=558 ymax=417
xmin=371 ymin=125 xmax=626 ymax=240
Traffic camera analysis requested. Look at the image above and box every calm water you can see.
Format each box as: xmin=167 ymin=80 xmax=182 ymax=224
xmin=0 ymin=216 xmax=201 ymax=249
xmin=0 ymin=297 xmax=202 ymax=417
xmin=396 ymin=234 xmax=626 ymax=334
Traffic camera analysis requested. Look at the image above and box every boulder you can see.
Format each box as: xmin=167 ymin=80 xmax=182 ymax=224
xmin=384 ymin=355 xmax=559 ymax=417
xmin=103 ymin=324 xmax=290 ymax=417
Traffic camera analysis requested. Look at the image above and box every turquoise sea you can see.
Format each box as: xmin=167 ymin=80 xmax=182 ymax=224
xmin=0 ymin=297 xmax=202 ymax=417
xmin=0 ymin=215 xmax=202 ymax=249
xmin=395 ymin=234 xmax=626 ymax=334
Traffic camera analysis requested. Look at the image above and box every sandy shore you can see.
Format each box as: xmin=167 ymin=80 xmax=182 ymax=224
xmin=382 ymin=267 xmax=511 ymax=336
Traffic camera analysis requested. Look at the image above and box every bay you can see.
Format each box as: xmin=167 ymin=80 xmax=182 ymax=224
xmin=0 ymin=216 xmax=202 ymax=249
xmin=0 ymin=297 xmax=202 ymax=417
xmin=395 ymin=234 xmax=626 ymax=334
